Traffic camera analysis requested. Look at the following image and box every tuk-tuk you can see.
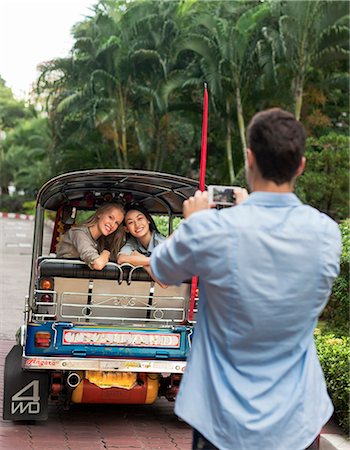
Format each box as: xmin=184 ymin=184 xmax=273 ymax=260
xmin=3 ymin=169 xmax=199 ymax=421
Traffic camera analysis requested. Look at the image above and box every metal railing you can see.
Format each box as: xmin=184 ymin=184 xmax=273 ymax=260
xmin=33 ymin=289 xmax=189 ymax=325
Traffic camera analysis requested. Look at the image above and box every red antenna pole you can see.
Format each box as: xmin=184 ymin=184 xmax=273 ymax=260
xmin=188 ymin=83 xmax=208 ymax=322
xmin=199 ymin=82 xmax=208 ymax=192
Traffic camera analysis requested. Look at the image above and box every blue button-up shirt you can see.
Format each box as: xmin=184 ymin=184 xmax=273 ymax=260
xmin=151 ymin=192 xmax=341 ymax=450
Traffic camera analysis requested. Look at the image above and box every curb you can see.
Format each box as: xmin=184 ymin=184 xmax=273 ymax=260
xmin=0 ymin=211 xmax=54 ymax=230
xmin=0 ymin=211 xmax=34 ymax=221
xmin=321 ymin=434 xmax=350 ymax=450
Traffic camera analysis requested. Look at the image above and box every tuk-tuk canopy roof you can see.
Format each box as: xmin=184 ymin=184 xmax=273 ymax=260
xmin=36 ymin=170 xmax=201 ymax=215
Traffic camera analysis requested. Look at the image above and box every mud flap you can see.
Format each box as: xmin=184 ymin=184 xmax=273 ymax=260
xmin=3 ymin=345 xmax=49 ymax=421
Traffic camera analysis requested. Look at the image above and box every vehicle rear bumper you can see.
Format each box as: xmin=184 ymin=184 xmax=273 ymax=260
xmin=22 ymin=355 xmax=187 ymax=373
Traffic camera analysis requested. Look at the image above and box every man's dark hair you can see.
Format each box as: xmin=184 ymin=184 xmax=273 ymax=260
xmin=246 ymin=108 xmax=307 ymax=184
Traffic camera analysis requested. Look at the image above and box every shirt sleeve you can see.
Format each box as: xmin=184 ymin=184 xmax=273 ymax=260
xmin=70 ymin=228 xmax=100 ymax=267
xmin=318 ymin=214 xmax=342 ymax=301
xmin=150 ymin=215 xmax=200 ymax=286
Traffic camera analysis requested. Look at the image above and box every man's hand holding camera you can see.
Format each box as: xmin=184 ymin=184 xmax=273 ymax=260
xmin=183 ymin=187 xmax=249 ymax=219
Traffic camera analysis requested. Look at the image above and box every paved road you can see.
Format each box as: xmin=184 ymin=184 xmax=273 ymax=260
xmin=0 ymin=217 xmax=35 ymax=340
xmin=0 ymin=217 xmax=192 ymax=450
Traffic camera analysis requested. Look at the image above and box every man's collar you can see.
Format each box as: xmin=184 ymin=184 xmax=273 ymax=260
xmin=243 ymin=192 xmax=302 ymax=206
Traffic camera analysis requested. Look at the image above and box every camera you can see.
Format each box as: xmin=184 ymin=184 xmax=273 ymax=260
xmin=207 ymin=185 xmax=241 ymax=208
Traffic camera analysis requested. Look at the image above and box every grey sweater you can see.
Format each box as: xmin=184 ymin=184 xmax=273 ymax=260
xmin=56 ymin=226 xmax=100 ymax=269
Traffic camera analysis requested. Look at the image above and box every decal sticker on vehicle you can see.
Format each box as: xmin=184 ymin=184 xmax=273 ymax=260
xmin=11 ymin=380 xmax=40 ymax=415
xmin=25 ymin=358 xmax=59 ymax=368
xmin=62 ymin=330 xmax=181 ymax=348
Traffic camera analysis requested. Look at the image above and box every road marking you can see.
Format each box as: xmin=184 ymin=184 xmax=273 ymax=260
xmin=5 ymin=243 xmax=31 ymax=248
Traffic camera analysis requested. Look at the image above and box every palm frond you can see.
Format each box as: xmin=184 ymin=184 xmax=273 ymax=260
xmin=98 ymin=35 xmax=121 ymax=55
xmin=90 ymin=69 xmax=117 ymax=92
xmin=56 ymin=91 xmax=84 ymax=113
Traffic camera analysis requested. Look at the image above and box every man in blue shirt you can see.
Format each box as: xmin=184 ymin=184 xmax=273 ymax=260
xmin=150 ymin=108 xmax=341 ymax=450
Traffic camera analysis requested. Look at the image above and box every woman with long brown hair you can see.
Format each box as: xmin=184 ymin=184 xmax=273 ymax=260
xmin=57 ymin=202 xmax=125 ymax=270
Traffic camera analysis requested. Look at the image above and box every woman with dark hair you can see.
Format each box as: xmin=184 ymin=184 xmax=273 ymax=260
xmin=56 ymin=202 xmax=125 ymax=270
xmin=117 ymin=203 xmax=166 ymax=286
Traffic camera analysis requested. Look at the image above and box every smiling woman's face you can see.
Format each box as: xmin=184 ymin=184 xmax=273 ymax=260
xmin=96 ymin=207 xmax=124 ymax=237
xmin=124 ymin=209 xmax=151 ymax=240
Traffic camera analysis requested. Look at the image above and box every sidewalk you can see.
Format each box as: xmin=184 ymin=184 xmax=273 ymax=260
xmin=321 ymin=419 xmax=350 ymax=450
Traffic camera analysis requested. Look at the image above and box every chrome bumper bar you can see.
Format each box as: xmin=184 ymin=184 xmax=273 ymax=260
xmin=23 ymin=355 xmax=186 ymax=374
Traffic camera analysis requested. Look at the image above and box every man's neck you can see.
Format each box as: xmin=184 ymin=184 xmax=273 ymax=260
xmin=252 ymin=179 xmax=294 ymax=193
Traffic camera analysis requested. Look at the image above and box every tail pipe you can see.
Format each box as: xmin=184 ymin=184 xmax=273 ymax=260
xmin=67 ymin=372 xmax=81 ymax=388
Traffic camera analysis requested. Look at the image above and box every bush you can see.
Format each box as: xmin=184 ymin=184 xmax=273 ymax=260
xmin=295 ymin=133 xmax=349 ymax=221
xmin=0 ymin=194 xmax=31 ymax=213
xmin=22 ymin=200 xmax=36 ymax=216
xmin=315 ymin=329 xmax=349 ymax=434
xmin=322 ymin=219 xmax=350 ymax=335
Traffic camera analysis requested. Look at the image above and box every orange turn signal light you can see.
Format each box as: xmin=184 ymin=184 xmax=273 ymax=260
xmin=40 ymin=278 xmax=53 ymax=290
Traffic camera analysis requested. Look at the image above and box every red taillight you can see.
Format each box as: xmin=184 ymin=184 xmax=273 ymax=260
xmin=195 ymin=287 xmax=199 ymax=298
xmin=39 ymin=294 xmax=53 ymax=303
xmin=35 ymin=331 xmax=51 ymax=348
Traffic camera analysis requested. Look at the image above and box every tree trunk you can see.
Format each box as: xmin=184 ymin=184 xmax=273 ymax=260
xmin=235 ymin=87 xmax=247 ymax=167
xmin=158 ymin=114 xmax=169 ymax=172
xmin=118 ymin=87 xmax=128 ymax=168
xmin=148 ymin=100 xmax=155 ymax=170
xmin=226 ymin=98 xmax=235 ymax=184
xmin=1 ymin=185 xmax=9 ymax=195
xmin=112 ymin=128 xmax=123 ymax=168
xmin=294 ymin=77 xmax=303 ymax=121
xmin=153 ymin=118 xmax=161 ymax=171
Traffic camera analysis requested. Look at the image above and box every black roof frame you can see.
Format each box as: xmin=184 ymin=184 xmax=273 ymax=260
xmin=36 ymin=169 xmax=202 ymax=215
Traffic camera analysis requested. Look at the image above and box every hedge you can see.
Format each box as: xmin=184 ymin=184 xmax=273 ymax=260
xmin=315 ymin=329 xmax=349 ymax=434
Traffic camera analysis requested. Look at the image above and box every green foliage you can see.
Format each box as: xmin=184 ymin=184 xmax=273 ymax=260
xmin=0 ymin=80 xmax=37 ymax=194
xmin=322 ymin=220 xmax=350 ymax=335
xmin=22 ymin=201 xmax=36 ymax=216
xmin=314 ymin=329 xmax=349 ymax=434
xmin=339 ymin=220 xmax=350 ymax=265
xmin=153 ymin=215 xmax=182 ymax=236
xmin=3 ymin=117 xmax=52 ymax=195
xmin=0 ymin=78 xmax=34 ymax=130
xmin=261 ymin=0 xmax=350 ymax=120
xmin=0 ymin=0 xmax=349 ymax=206
xmin=295 ymin=133 xmax=349 ymax=221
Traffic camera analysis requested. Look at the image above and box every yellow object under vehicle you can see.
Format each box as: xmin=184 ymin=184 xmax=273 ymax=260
xmin=71 ymin=371 xmax=160 ymax=404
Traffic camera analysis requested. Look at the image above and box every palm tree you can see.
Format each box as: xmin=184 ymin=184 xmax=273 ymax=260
xmin=125 ymin=0 xmax=196 ymax=171
xmin=38 ymin=2 xmax=133 ymax=169
xmin=177 ymin=1 xmax=270 ymax=182
xmin=262 ymin=0 xmax=349 ymax=120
